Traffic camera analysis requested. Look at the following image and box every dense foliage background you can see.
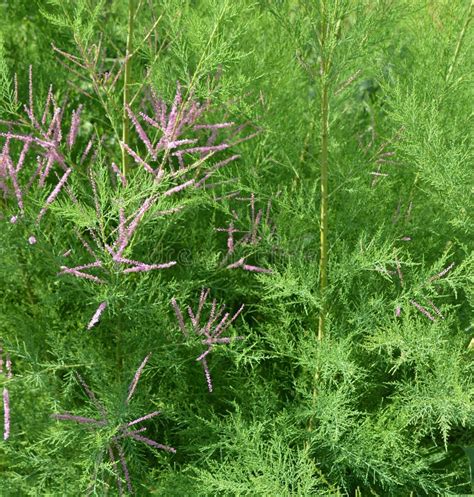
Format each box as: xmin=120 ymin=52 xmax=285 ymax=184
xmin=1 ymin=0 xmax=473 ymax=495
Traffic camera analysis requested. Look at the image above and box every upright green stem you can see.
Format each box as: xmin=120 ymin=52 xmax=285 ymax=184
xmin=306 ymin=0 xmax=332 ymax=440
xmin=445 ymin=0 xmax=474 ymax=85
xmin=318 ymin=3 xmax=330 ymax=343
xmin=318 ymin=78 xmax=329 ymax=341
xmin=122 ymin=0 xmax=135 ymax=178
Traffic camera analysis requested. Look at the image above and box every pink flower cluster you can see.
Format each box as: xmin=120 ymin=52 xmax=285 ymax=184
xmin=0 ymin=67 xmax=91 ymax=227
xmin=52 ymin=355 xmax=175 ymax=495
xmin=172 ymin=289 xmax=244 ymax=392
xmin=216 ymin=193 xmax=274 ymax=274
xmin=122 ymin=81 xmax=257 ymax=185
xmin=59 ymin=193 xmax=180 ymax=329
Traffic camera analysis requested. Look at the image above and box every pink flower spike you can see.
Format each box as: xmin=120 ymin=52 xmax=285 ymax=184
xmin=228 ymin=222 xmax=235 ymax=253
xmin=36 ymin=168 xmax=72 ymax=223
xmin=429 ymin=262 xmax=455 ymax=282
xmin=5 ymin=355 xmax=11 ymax=379
xmin=87 ymin=301 xmax=107 ymax=330
xmin=395 ymin=259 xmax=403 ymax=285
xmin=163 ymin=179 xmax=195 ymax=196
xmin=67 ymin=105 xmax=83 ymax=149
xmin=122 ymin=261 xmax=176 ymax=273
xmin=107 ymin=446 xmax=124 ymax=497
xmin=227 ymin=257 xmax=245 ymax=270
xmin=10 ymin=216 xmax=18 ymax=224
xmin=426 ymin=299 xmax=444 ymax=319
xmin=139 ymin=112 xmax=161 ymax=131
xmin=114 ymin=441 xmax=133 ymax=494
xmin=38 ymin=152 xmax=54 ymax=187
xmin=212 ymin=312 xmax=230 ymax=338
xmin=51 ymin=413 xmax=107 ymax=426
xmin=121 ymin=142 xmax=155 ymax=174
xmin=75 ymin=373 xmax=108 ymax=418
xmin=3 ymin=388 xmax=10 ymax=440
xmin=64 ymin=260 xmax=102 ymax=272
xmin=196 ymin=347 xmax=212 ymax=362
xmin=195 ymin=154 xmax=240 ymax=188
xmin=203 ymin=336 xmax=244 ymax=345
xmin=171 ymin=298 xmax=188 ymax=336
xmin=165 ymin=82 xmax=182 ymax=138
xmin=28 ymin=65 xmax=34 ymax=124
xmin=111 ymin=162 xmax=127 ymax=186
xmin=58 ymin=267 xmax=106 ymax=284
xmin=80 ymin=139 xmax=94 ymax=164
xmin=122 ymin=195 xmax=157 ymax=249
xmin=126 ymin=354 xmax=151 ymax=404
xmin=173 ymin=143 xmax=229 ymax=157
xmin=410 ymin=300 xmax=435 ymax=322
xmin=41 ymin=84 xmax=54 ymax=125
xmin=15 ymin=140 xmax=31 ymax=173
xmin=6 ymin=157 xmax=24 ymax=211
xmin=223 ymin=304 xmax=244 ymax=331
xmin=129 ymin=433 xmax=177 ymax=453
xmin=202 ymin=358 xmax=213 ymax=392
xmin=193 ymin=122 xmax=235 ymax=130
xmin=127 ymin=411 xmax=161 ymax=427
xmin=242 ymin=263 xmax=272 ymax=274
xmin=125 ymin=104 xmax=154 ymax=157
xmin=166 ymin=138 xmax=198 ymax=150
xmin=28 ymin=236 xmax=37 ymax=245
xmin=117 ymin=427 xmax=147 ymax=439
xmin=395 ymin=306 xmax=401 ymax=317
xmin=13 ymin=73 xmax=18 ymax=106
xmin=251 ymin=208 xmax=263 ymax=244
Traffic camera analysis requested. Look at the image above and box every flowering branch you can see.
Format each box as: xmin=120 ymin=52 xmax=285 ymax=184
xmin=0 ymin=346 xmax=12 ymax=440
xmin=217 ymin=194 xmax=273 ymax=274
xmin=52 ymin=356 xmax=174 ymax=494
xmin=171 ymin=290 xmax=244 ymax=392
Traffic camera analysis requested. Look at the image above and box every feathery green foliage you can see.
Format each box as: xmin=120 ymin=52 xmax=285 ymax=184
xmin=1 ymin=0 xmax=473 ymax=495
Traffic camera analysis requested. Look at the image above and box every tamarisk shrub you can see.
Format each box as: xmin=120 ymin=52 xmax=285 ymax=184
xmin=1 ymin=0 xmax=474 ymax=495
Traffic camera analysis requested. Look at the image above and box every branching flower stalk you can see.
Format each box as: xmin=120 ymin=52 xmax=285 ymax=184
xmin=171 ymin=289 xmax=244 ymax=392
xmin=59 ymin=193 xmax=178 ymax=329
xmin=216 ymin=194 xmax=274 ymax=273
xmin=0 ymin=68 xmax=89 ymax=232
xmin=52 ymin=355 xmax=175 ymax=495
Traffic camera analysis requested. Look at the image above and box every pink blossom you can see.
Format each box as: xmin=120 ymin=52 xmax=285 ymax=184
xmin=429 ymin=262 xmax=455 ymax=282
xmin=36 ymin=167 xmax=72 ymax=223
xmin=67 ymin=104 xmax=83 ymax=148
xmin=410 ymin=300 xmax=435 ymax=322
xmin=3 ymin=388 xmax=9 ymax=440
xmin=128 ymin=433 xmax=176 ymax=453
xmin=126 ymin=411 xmax=161 ymax=427
xmin=87 ymin=301 xmax=107 ymax=330
xmin=126 ymin=354 xmax=151 ymax=404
